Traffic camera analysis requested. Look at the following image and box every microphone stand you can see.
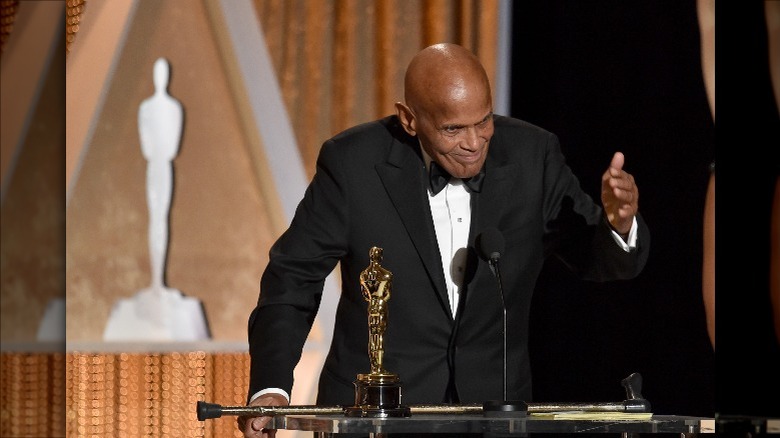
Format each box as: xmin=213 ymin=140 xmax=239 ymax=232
xmin=490 ymin=256 xmax=507 ymax=401
xmin=483 ymin=254 xmax=527 ymax=416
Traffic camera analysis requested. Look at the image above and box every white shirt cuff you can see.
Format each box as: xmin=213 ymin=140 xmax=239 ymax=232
xmin=249 ymin=388 xmax=290 ymax=404
xmin=610 ymin=216 xmax=638 ymax=252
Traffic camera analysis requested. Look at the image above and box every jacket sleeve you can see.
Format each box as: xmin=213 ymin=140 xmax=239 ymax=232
xmin=247 ymin=138 xmax=349 ymax=400
xmin=540 ymin=133 xmax=650 ymax=281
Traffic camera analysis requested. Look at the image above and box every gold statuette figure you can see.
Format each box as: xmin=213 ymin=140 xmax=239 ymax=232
xmin=345 ymin=246 xmax=410 ymax=417
xmin=361 ymin=246 xmax=392 ymax=376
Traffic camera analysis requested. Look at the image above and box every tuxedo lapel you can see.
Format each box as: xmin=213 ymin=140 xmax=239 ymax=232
xmin=376 ymin=136 xmax=451 ymax=318
xmin=470 ymin=153 xmax=519 ymax=244
xmin=459 ymin=149 xmax=521 ymax=318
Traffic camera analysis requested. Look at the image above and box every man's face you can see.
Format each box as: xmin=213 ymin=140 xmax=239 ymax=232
xmin=410 ymin=90 xmax=494 ymax=179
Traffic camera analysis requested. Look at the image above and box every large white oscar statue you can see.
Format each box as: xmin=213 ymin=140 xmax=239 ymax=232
xmin=104 ymin=58 xmax=210 ymax=341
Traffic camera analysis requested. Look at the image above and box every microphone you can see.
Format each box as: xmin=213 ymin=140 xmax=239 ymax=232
xmin=477 ymin=227 xmax=505 ymax=277
xmin=476 ymin=229 xmax=527 ymax=416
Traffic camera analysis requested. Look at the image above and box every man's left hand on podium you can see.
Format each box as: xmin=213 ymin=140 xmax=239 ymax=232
xmin=238 ymin=393 xmax=288 ymax=438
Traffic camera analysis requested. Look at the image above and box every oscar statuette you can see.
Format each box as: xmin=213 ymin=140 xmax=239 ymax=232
xmin=344 ymin=246 xmax=411 ymax=418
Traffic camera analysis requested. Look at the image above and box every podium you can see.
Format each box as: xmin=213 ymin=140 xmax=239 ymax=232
xmin=265 ymin=413 xmax=712 ymax=437
xmin=215 ymin=252 xmax=712 ymax=436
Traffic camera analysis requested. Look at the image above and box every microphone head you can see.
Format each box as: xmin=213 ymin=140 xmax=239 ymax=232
xmin=477 ymin=227 xmax=505 ymax=261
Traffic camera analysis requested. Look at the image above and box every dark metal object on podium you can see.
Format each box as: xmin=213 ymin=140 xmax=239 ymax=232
xmin=621 ymin=372 xmax=652 ymax=412
xmin=482 ymin=400 xmax=528 ymax=417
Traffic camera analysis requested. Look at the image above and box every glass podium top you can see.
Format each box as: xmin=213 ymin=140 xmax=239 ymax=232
xmin=267 ymin=413 xmax=713 ymax=435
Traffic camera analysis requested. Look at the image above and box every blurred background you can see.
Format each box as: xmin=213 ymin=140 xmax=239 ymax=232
xmin=4 ymin=0 xmax=778 ymax=436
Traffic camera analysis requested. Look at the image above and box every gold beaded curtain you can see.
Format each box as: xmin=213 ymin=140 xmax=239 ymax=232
xmin=1 ymin=352 xmax=65 ymax=438
xmin=60 ymin=352 xmax=250 ymax=437
xmin=0 ymin=0 xmax=19 ymax=57
xmin=253 ymin=0 xmax=499 ymax=178
xmin=66 ymin=0 xmax=86 ymax=56
xmin=0 ymin=0 xmax=86 ymax=96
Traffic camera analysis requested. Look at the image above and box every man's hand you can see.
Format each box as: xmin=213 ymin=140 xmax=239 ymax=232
xmin=237 ymin=393 xmax=289 ymax=438
xmin=601 ymin=151 xmax=638 ymax=236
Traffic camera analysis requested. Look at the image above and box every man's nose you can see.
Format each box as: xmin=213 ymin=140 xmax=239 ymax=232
xmin=464 ymin=126 xmax=480 ymax=149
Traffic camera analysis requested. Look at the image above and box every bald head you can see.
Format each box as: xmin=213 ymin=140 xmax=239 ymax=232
xmin=395 ymin=43 xmax=495 ymax=180
xmin=404 ymin=43 xmax=492 ymax=114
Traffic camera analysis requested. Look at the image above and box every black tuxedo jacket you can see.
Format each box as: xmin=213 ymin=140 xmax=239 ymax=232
xmin=247 ymin=115 xmax=650 ymax=405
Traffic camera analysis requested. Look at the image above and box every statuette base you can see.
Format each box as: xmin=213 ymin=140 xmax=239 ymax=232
xmin=344 ymin=374 xmax=411 ymax=418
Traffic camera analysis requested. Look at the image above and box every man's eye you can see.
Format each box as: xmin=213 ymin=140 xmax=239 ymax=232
xmin=478 ymin=115 xmax=493 ymax=127
xmin=443 ymin=126 xmax=461 ymax=135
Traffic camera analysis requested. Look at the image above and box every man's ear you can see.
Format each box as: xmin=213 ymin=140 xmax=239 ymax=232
xmin=395 ymin=102 xmax=417 ymax=136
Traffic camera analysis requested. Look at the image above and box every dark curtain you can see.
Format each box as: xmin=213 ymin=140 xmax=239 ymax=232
xmin=511 ymin=0 xmax=717 ymax=418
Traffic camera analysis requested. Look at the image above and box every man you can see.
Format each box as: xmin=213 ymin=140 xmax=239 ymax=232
xmin=241 ymin=43 xmax=650 ymax=437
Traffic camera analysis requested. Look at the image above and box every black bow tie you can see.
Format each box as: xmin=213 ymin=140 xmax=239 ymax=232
xmin=429 ymin=160 xmax=485 ymax=195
